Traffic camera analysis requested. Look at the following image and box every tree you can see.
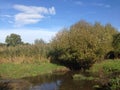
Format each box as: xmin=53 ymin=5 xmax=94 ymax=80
xmin=49 ymin=20 xmax=118 ymax=70
xmin=34 ymin=39 xmax=45 ymax=45
xmin=49 ymin=29 xmax=71 ymax=64
xmin=5 ymin=33 xmax=22 ymax=46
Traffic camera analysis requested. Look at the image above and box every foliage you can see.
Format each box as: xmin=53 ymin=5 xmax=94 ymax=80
xmin=110 ymin=77 xmax=120 ymax=90
xmin=5 ymin=33 xmax=23 ymax=46
xmin=112 ymin=33 xmax=120 ymax=50
xmin=49 ymin=20 xmax=118 ymax=70
xmin=112 ymin=33 xmax=120 ymax=58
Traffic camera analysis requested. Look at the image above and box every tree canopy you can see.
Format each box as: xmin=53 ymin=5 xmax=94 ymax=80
xmin=49 ymin=20 xmax=118 ymax=70
xmin=5 ymin=33 xmax=23 ymax=46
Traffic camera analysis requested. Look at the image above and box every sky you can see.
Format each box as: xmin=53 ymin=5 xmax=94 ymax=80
xmin=0 ymin=0 xmax=120 ymax=43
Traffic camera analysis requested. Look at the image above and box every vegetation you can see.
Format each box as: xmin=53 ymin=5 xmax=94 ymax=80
xmin=73 ymin=74 xmax=94 ymax=81
xmin=0 ymin=63 xmax=67 ymax=79
xmin=90 ymin=60 xmax=120 ymax=90
xmin=0 ymin=39 xmax=49 ymax=64
xmin=0 ymin=20 xmax=119 ymax=69
xmin=90 ymin=60 xmax=120 ymax=74
xmin=0 ymin=20 xmax=120 ymax=90
xmin=5 ymin=33 xmax=23 ymax=46
xmin=49 ymin=20 xmax=118 ymax=70
xmin=112 ymin=33 xmax=120 ymax=58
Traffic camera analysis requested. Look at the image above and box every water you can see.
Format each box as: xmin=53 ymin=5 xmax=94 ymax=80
xmin=24 ymin=72 xmax=95 ymax=90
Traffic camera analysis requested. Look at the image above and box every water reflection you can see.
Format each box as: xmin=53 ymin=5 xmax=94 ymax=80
xmin=30 ymin=80 xmax=61 ymax=90
xmin=24 ymin=72 xmax=95 ymax=90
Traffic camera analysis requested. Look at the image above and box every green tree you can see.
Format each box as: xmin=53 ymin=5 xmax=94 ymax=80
xmin=49 ymin=20 xmax=118 ymax=70
xmin=49 ymin=29 xmax=70 ymax=63
xmin=5 ymin=33 xmax=22 ymax=46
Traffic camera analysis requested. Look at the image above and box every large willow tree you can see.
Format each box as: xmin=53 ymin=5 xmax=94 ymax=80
xmin=49 ymin=20 xmax=118 ymax=70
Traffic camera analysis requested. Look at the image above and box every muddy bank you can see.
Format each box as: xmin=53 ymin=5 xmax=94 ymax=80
xmin=0 ymin=79 xmax=31 ymax=90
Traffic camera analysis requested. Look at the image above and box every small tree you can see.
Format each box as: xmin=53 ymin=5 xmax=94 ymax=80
xmin=5 ymin=33 xmax=22 ymax=46
xmin=34 ymin=39 xmax=45 ymax=45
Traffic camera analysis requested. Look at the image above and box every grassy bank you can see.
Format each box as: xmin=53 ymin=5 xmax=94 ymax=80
xmin=0 ymin=63 xmax=68 ymax=79
xmin=90 ymin=60 xmax=120 ymax=76
xmin=90 ymin=60 xmax=120 ymax=90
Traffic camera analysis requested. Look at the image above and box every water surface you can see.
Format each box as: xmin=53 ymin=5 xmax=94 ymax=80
xmin=24 ymin=72 xmax=95 ymax=90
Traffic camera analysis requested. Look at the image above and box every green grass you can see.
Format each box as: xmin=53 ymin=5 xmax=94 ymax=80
xmin=73 ymin=74 xmax=94 ymax=80
xmin=90 ymin=60 xmax=120 ymax=75
xmin=0 ymin=63 xmax=66 ymax=79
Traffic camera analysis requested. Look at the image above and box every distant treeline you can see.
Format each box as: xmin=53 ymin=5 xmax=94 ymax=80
xmin=0 ymin=38 xmax=49 ymax=64
xmin=0 ymin=20 xmax=120 ymax=70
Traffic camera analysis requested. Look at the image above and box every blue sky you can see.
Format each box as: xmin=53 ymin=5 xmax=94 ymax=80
xmin=0 ymin=0 xmax=120 ymax=43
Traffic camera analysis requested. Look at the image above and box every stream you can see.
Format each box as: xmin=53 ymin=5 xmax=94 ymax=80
xmin=25 ymin=72 xmax=95 ymax=90
xmin=0 ymin=72 xmax=99 ymax=90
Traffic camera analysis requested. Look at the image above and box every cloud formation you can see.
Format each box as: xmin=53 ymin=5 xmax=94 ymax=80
xmin=13 ymin=4 xmax=56 ymax=27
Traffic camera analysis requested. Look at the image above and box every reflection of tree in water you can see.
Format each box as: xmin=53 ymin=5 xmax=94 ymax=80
xmin=24 ymin=74 xmax=63 ymax=84
xmin=59 ymin=80 xmax=94 ymax=90
xmin=25 ymin=74 xmax=63 ymax=90
xmin=24 ymin=73 xmax=95 ymax=90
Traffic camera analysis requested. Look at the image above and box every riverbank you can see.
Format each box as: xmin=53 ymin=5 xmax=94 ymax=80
xmin=72 ymin=60 xmax=120 ymax=90
xmin=0 ymin=63 xmax=69 ymax=79
xmin=90 ymin=59 xmax=120 ymax=90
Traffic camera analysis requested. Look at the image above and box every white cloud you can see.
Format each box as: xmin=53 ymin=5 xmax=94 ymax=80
xmin=49 ymin=7 xmax=56 ymax=15
xmin=13 ymin=4 xmax=56 ymax=27
xmin=14 ymin=13 xmax=44 ymax=27
xmin=0 ymin=29 xmax=58 ymax=43
xmin=92 ymin=3 xmax=111 ymax=8
xmin=14 ymin=4 xmax=49 ymax=14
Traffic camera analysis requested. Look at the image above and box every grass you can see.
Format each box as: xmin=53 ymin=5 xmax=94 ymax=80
xmin=73 ymin=74 xmax=94 ymax=80
xmin=0 ymin=62 xmax=67 ymax=79
xmin=90 ymin=59 xmax=120 ymax=75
